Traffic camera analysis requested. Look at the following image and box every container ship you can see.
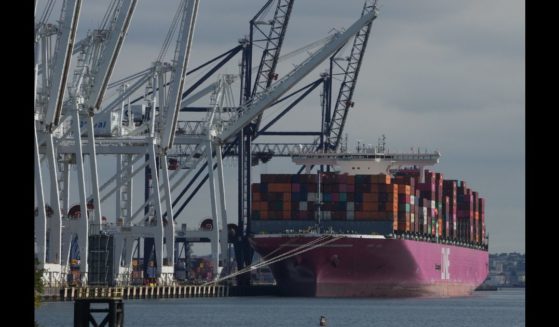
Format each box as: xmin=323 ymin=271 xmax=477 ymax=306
xmin=248 ymin=143 xmax=488 ymax=297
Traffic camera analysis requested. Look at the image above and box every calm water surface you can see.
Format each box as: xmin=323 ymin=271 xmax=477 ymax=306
xmin=35 ymin=288 xmax=524 ymax=327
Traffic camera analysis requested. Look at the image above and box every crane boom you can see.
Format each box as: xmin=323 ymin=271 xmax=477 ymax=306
xmin=44 ymin=0 xmax=82 ymax=128
xmin=251 ymin=0 xmax=295 ymax=132
xmin=160 ymin=0 xmax=200 ymax=150
xmin=251 ymin=0 xmax=295 ymax=98
xmin=83 ymin=0 xmax=138 ymax=112
xmin=326 ymin=0 xmax=378 ymax=151
xmin=218 ymin=8 xmax=378 ymax=143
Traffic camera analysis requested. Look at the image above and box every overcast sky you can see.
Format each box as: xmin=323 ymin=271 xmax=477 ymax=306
xmin=37 ymin=0 xmax=524 ymax=254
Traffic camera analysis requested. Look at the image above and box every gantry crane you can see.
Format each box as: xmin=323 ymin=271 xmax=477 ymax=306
xmin=35 ymin=0 xmax=378 ymax=287
xmin=35 ymin=0 xmax=83 ymax=285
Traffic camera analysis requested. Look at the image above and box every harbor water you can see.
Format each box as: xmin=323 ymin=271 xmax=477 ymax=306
xmin=35 ymin=288 xmax=524 ymax=327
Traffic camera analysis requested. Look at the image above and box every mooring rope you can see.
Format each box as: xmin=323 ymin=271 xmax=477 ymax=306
xmin=203 ymin=234 xmax=344 ymax=286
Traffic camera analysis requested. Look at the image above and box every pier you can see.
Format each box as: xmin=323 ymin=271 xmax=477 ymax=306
xmin=44 ymin=285 xmax=230 ymax=301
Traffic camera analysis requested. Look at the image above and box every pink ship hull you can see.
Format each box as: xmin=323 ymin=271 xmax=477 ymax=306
xmin=249 ymin=235 xmax=489 ymax=297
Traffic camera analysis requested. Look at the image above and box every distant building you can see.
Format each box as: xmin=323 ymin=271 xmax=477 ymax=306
xmin=482 ymin=253 xmax=525 ymax=288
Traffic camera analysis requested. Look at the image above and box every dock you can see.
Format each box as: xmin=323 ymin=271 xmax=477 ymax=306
xmin=43 ymin=285 xmax=230 ymax=301
xmin=42 ymin=284 xmax=281 ymax=301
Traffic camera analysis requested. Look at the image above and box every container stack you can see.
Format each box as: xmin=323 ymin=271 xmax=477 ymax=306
xmin=190 ymin=257 xmax=214 ymax=281
xmin=442 ymin=196 xmax=451 ymax=238
xmin=251 ymin=170 xmax=484 ymax=243
xmin=479 ymin=198 xmax=486 ymax=243
xmin=457 ymin=184 xmax=473 ymax=241
xmin=443 ymin=180 xmax=458 ymax=238
xmin=252 ymin=173 xmax=398 ymax=224
xmin=417 ymin=173 xmax=437 ymax=236
xmin=395 ymin=184 xmax=412 ymax=232
xmin=393 ymin=176 xmax=415 ymax=233
xmin=414 ymin=189 xmax=421 ymax=232
xmin=131 ymin=258 xmax=144 ymax=285
xmin=146 ymin=261 xmax=156 ymax=279
xmin=472 ymin=191 xmax=479 ymax=243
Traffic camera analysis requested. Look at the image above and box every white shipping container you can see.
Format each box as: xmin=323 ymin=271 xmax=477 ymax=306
xmin=322 ymin=211 xmax=331 ymax=220
xmin=346 ymin=211 xmax=354 ymax=220
xmin=347 ymin=202 xmax=354 ymax=211
xmin=299 ymin=201 xmax=307 ymax=211
xmin=80 ymin=111 xmax=121 ymax=136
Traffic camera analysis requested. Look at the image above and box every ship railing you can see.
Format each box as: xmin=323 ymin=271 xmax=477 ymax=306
xmin=290 ymin=153 xmax=440 ymax=163
xmin=392 ymin=231 xmax=487 ymax=250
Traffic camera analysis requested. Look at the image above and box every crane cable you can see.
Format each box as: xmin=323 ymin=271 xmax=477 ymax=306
xmin=203 ymin=234 xmax=344 ymax=286
xmin=256 ymin=234 xmax=301 ymax=262
xmin=157 ymin=0 xmax=186 ymax=62
xmin=250 ymin=235 xmax=340 ymax=270
xmin=99 ymin=0 xmax=119 ymax=31
xmin=39 ymin=0 xmax=56 ymax=26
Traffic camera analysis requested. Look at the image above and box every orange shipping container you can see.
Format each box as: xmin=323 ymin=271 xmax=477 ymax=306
xmin=268 ymin=183 xmax=291 ymax=193
xmin=397 ymin=185 xmax=411 ymax=194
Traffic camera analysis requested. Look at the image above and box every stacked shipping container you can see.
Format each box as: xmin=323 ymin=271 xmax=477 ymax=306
xmin=251 ymin=170 xmax=485 ymax=243
xmin=251 ymin=173 xmax=398 ymax=222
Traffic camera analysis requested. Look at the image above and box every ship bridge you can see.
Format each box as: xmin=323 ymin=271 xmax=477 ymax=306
xmin=291 ymin=148 xmax=440 ymax=180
